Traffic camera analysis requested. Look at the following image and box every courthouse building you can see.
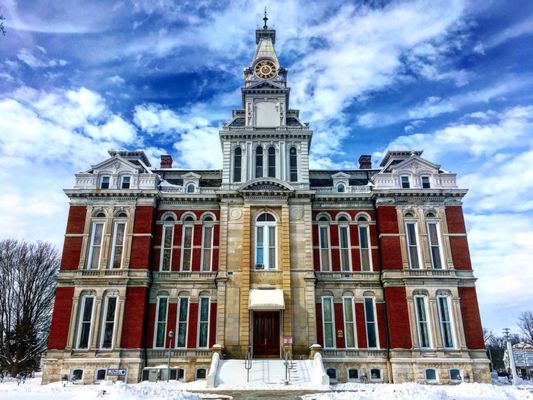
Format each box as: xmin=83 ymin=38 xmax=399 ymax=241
xmin=42 ymin=19 xmax=489 ymax=385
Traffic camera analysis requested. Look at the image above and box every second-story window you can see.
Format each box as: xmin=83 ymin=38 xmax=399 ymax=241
xmin=160 ymin=217 xmax=174 ymax=272
xmin=201 ymin=215 xmax=214 ymax=272
xmin=255 ymin=146 xmax=263 ymax=178
xmin=109 ymin=219 xmax=126 ymax=269
xmin=268 ymin=146 xmax=276 ymax=178
xmin=318 ymin=217 xmax=331 ymax=271
xmin=338 ymin=216 xmax=351 ymax=271
xmin=121 ymin=176 xmax=131 ymax=189
xmin=405 ymin=217 xmax=420 ymax=269
xmin=100 ymin=175 xmax=110 ymax=189
xmin=415 ymin=295 xmax=432 ymax=349
xmin=181 ymin=216 xmax=194 ymax=271
xmin=87 ymin=220 xmax=105 ymax=269
xmin=255 ymin=213 xmax=276 ymax=269
xmin=401 ymin=175 xmax=410 ymax=189
xmin=421 ymin=176 xmax=431 ymax=188
xmin=289 ymin=147 xmax=298 ymax=182
xmin=233 ymin=147 xmax=242 ymax=182
xmin=358 ymin=216 xmax=372 ymax=271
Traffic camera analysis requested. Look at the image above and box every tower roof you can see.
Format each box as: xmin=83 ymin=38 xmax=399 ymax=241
xmin=253 ymin=9 xmax=279 ymax=65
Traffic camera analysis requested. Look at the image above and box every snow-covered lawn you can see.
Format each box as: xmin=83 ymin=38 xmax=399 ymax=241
xmin=1 ymin=374 xmax=532 ymax=400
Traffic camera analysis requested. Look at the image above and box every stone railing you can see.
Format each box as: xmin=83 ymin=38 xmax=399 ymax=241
xmin=322 ymin=349 xmax=387 ymax=359
xmin=313 ymin=186 xmax=371 ymax=194
xmin=316 ymin=271 xmax=380 ymax=282
xmin=152 ymin=271 xmax=218 ymax=281
xmin=147 ymin=349 xmax=212 ymax=359
xmin=403 ymin=269 xmax=456 ymax=278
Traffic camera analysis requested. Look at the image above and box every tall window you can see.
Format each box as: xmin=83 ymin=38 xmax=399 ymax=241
xmin=338 ymin=217 xmax=351 ymax=271
xmin=289 ymin=147 xmax=298 ymax=182
xmin=364 ymin=297 xmax=378 ymax=348
xmin=421 ymin=176 xmax=431 ymax=188
xmin=405 ymin=220 xmax=420 ymax=269
xmin=322 ymin=297 xmax=335 ymax=348
xmin=415 ymin=295 xmax=432 ymax=348
xmin=176 ymin=297 xmax=189 ymax=348
xmin=358 ymin=216 xmax=372 ymax=271
xmin=87 ymin=221 xmax=105 ymax=269
xmin=197 ymin=297 xmax=210 ymax=348
xmin=76 ymin=296 xmax=94 ymax=349
xmin=437 ymin=295 xmax=455 ymax=348
xmin=233 ymin=147 xmax=242 ymax=182
xmin=268 ymin=146 xmax=276 ymax=178
xmin=109 ymin=220 xmax=126 ymax=269
xmin=99 ymin=296 xmax=117 ymax=349
xmin=154 ymin=296 xmax=168 ymax=348
xmin=100 ymin=175 xmax=110 ymax=189
xmin=318 ymin=217 xmax=331 ymax=271
xmin=255 ymin=213 xmax=276 ymax=269
xmin=181 ymin=216 xmax=194 ymax=271
xmin=401 ymin=175 xmax=410 ymax=188
xmin=427 ymin=220 xmax=443 ymax=269
xmin=160 ymin=218 xmax=174 ymax=272
xmin=201 ymin=216 xmax=214 ymax=271
xmin=255 ymin=146 xmax=263 ymax=178
xmin=121 ymin=176 xmax=131 ymax=189
xmin=343 ymin=297 xmax=356 ymax=348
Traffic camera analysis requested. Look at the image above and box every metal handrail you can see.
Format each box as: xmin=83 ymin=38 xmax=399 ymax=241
xmin=283 ymin=346 xmax=293 ymax=384
xmin=244 ymin=345 xmax=253 ymax=382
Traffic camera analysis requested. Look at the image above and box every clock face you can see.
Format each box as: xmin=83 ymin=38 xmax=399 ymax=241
xmin=254 ymin=60 xmax=277 ymax=79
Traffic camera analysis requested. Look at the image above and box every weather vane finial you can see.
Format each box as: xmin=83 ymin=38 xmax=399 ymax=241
xmin=263 ymin=7 xmax=268 ymax=29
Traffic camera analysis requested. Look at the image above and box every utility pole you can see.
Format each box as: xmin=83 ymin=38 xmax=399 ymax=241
xmin=503 ymin=328 xmax=518 ymax=385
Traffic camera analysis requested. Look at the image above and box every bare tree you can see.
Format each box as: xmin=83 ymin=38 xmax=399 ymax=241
xmin=0 ymin=240 xmax=59 ymax=377
xmin=518 ymin=311 xmax=533 ymax=346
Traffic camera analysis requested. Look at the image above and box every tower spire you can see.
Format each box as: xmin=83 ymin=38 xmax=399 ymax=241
xmin=263 ymin=7 xmax=268 ymax=29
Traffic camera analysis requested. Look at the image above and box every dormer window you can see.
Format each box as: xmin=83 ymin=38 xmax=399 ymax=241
xmin=337 ymin=183 xmax=346 ymax=193
xmin=421 ymin=176 xmax=431 ymax=189
xmin=121 ymin=176 xmax=131 ymax=189
xmin=400 ymin=175 xmax=410 ymax=189
xmin=100 ymin=176 xmax=110 ymax=189
xmin=186 ymin=183 xmax=196 ymax=193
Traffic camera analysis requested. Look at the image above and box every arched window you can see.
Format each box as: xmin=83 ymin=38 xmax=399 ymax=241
xmin=357 ymin=215 xmax=372 ymax=271
xmin=414 ymin=295 xmax=432 ymax=349
xmin=186 ymin=183 xmax=195 ymax=193
xmin=289 ymin=147 xmax=298 ymax=182
xmin=87 ymin=214 xmax=105 ymax=270
xmin=437 ymin=294 xmax=455 ymax=349
xmin=338 ymin=217 xmax=351 ymax=271
xmin=318 ymin=215 xmax=331 ymax=271
xmin=75 ymin=295 xmax=95 ymax=349
xmin=98 ymin=295 xmax=117 ymax=349
xmin=233 ymin=147 xmax=242 ymax=182
xmin=160 ymin=217 xmax=174 ymax=272
xmin=268 ymin=146 xmax=276 ymax=178
xmin=337 ymin=183 xmax=346 ymax=193
xmin=255 ymin=146 xmax=263 ymax=178
xmin=99 ymin=175 xmax=110 ymax=189
xmin=109 ymin=213 xmax=127 ymax=269
xmin=255 ymin=213 xmax=276 ymax=269
xmin=201 ymin=215 xmax=214 ymax=272
xmin=181 ymin=215 xmax=194 ymax=271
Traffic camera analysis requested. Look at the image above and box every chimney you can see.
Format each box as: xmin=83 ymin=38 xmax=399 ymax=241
xmin=358 ymin=155 xmax=372 ymax=169
xmin=160 ymin=155 xmax=173 ymax=169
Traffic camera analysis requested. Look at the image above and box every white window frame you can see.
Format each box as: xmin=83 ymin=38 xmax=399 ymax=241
xmin=364 ymin=296 xmax=379 ymax=349
xmin=100 ymin=175 xmax=110 ymax=189
xmin=338 ymin=223 xmax=352 ymax=272
xmin=414 ymin=295 xmax=433 ymax=349
xmin=267 ymin=146 xmax=276 ymax=178
xmin=94 ymin=368 xmax=107 ymax=382
xmin=336 ymin=183 xmax=346 ymax=193
xmin=120 ymin=175 xmax=131 ymax=189
xmin=160 ymin=223 xmax=174 ymax=272
xmin=75 ymin=295 xmax=95 ymax=349
xmin=437 ymin=295 xmax=456 ymax=349
xmin=233 ymin=146 xmax=242 ymax=183
xmin=175 ymin=296 xmax=190 ymax=349
xmin=421 ymin=175 xmax=431 ymax=189
xmin=405 ymin=221 xmax=421 ymax=269
xmin=200 ymin=223 xmax=214 ymax=272
xmin=449 ymin=368 xmax=462 ymax=383
xmin=426 ymin=220 xmax=444 ymax=269
xmin=254 ymin=214 xmax=277 ymax=270
xmin=185 ymin=183 xmax=196 ymax=193
xmin=318 ymin=224 xmax=332 ymax=272
xmin=180 ymin=223 xmax=194 ymax=271
xmin=347 ymin=367 xmax=360 ymax=382
xmin=109 ymin=220 xmax=126 ymax=269
xmin=358 ymin=223 xmax=372 ymax=271
xmin=370 ymin=368 xmax=382 ymax=382
xmin=289 ymin=146 xmax=298 ymax=182
xmin=153 ymin=296 xmax=169 ymax=349
xmin=98 ymin=296 xmax=117 ymax=349
xmin=87 ymin=221 xmax=105 ymax=270
xmin=342 ymin=296 xmax=357 ymax=349
xmin=400 ymin=175 xmax=410 ymax=189
xmin=197 ymin=297 xmax=211 ymax=349
xmin=425 ymin=368 xmax=438 ymax=383
xmin=321 ymin=296 xmax=336 ymax=349
xmin=255 ymin=146 xmax=263 ymax=178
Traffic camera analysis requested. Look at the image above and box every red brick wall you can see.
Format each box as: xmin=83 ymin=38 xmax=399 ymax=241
xmin=355 ymin=303 xmax=367 ymax=348
xmin=376 ymin=303 xmax=387 ymax=349
xmin=445 ymin=206 xmax=473 ymax=270
xmin=187 ymin=303 xmax=199 ymax=348
xmin=315 ymin=303 xmax=323 ymax=347
xmin=47 ymin=287 xmax=74 ymax=349
xmin=458 ymin=287 xmax=485 ymax=349
xmin=376 ymin=206 xmax=402 ymax=270
xmin=60 ymin=206 xmax=87 ymax=270
xmin=167 ymin=303 xmax=177 ymax=346
xmin=145 ymin=303 xmax=156 ymax=348
xmin=384 ymin=287 xmax=412 ymax=349
xmin=130 ymin=207 xmax=155 ymax=269
xmin=209 ymin=302 xmax=217 ymax=347
xmin=121 ymin=287 xmax=148 ymax=348
xmin=334 ymin=303 xmax=345 ymax=348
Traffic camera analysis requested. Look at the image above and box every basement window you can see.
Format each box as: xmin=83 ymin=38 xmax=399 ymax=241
xmin=195 ymin=368 xmax=206 ymax=380
xmin=425 ymin=368 xmax=438 ymax=383
xmin=449 ymin=368 xmax=462 ymax=383
xmin=370 ymin=368 xmax=382 ymax=381
xmin=348 ymin=368 xmax=359 ymax=381
xmin=71 ymin=369 xmax=83 ymax=383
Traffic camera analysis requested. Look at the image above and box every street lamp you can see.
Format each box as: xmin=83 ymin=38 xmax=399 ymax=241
xmin=167 ymin=331 xmax=174 ymax=382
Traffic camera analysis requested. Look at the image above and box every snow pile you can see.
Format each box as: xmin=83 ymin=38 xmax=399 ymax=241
xmin=302 ymin=382 xmax=533 ymax=400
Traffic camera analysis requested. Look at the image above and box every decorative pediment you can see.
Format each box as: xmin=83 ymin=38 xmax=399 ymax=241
xmin=247 ymin=80 xmax=285 ymax=90
xmin=239 ymin=178 xmax=294 ymax=192
xmin=88 ymin=156 xmax=139 ymax=174
xmin=182 ymin=172 xmax=201 ymax=179
xmin=332 ymin=172 xmax=350 ymax=179
xmin=392 ymin=155 xmax=440 ymax=173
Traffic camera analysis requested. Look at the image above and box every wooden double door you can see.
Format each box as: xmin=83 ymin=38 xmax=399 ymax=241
xmin=252 ymin=311 xmax=280 ymax=357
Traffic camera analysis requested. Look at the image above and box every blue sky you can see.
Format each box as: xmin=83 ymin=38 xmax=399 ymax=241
xmin=0 ymin=0 xmax=532 ymax=335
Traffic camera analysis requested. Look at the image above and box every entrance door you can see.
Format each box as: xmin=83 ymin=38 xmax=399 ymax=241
xmin=252 ymin=311 xmax=280 ymax=357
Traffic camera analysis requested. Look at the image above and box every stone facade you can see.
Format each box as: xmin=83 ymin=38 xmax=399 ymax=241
xmin=42 ymin=20 xmax=490 ymax=385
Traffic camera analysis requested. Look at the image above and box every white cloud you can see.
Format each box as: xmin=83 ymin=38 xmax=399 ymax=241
xmin=108 ymin=75 xmax=125 ymax=85
xmin=17 ymin=47 xmax=67 ymax=68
